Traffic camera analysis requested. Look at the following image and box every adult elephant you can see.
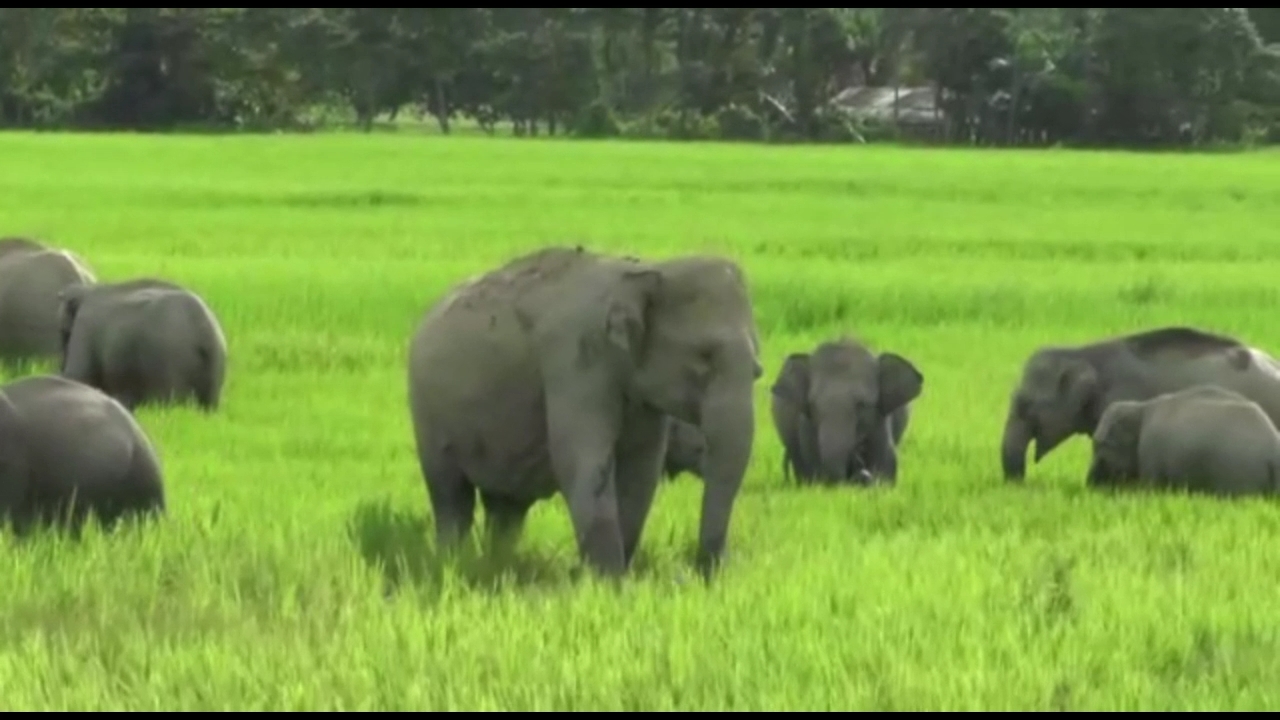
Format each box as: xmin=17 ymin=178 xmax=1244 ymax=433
xmin=58 ymin=278 xmax=228 ymax=412
xmin=408 ymin=246 xmax=762 ymax=578
xmin=1002 ymin=326 xmax=1280 ymax=481
xmin=770 ymin=338 xmax=923 ymax=486
xmin=0 ymin=238 xmax=97 ymax=367
xmin=0 ymin=374 xmax=166 ymax=535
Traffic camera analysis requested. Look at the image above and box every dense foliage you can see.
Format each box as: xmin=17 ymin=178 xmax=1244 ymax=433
xmin=2 ymin=8 xmax=1279 ymax=147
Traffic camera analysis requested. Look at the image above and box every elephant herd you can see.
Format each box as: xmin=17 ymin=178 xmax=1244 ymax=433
xmin=0 ymin=237 xmax=227 ymax=533
xmin=7 ymin=241 xmax=1280 ymax=582
xmin=405 ymin=246 xmax=1280 ymax=579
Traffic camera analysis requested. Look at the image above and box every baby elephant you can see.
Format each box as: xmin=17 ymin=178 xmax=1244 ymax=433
xmin=0 ymin=375 xmax=166 ymax=535
xmin=662 ymin=416 xmax=706 ymax=482
xmin=1088 ymin=385 xmax=1280 ymax=497
xmin=771 ymin=337 xmax=923 ymax=486
xmin=58 ymin=278 xmax=228 ymax=412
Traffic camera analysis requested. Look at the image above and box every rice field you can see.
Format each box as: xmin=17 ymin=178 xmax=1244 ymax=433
xmin=2 ymin=133 xmax=1280 ymax=710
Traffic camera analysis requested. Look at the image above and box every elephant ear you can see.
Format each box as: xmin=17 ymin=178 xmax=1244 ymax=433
xmin=56 ymin=285 xmax=89 ymax=345
xmin=771 ymin=353 xmax=812 ymax=409
xmin=1094 ymin=401 xmax=1143 ymax=467
xmin=877 ymin=352 xmax=923 ymax=414
xmin=1055 ymin=357 xmax=1100 ymax=424
xmin=605 ymin=267 xmax=663 ymax=361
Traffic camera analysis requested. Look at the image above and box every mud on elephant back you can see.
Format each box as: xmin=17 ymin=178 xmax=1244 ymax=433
xmin=1002 ymin=326 xmax=1280 ymax=482
xmin=407 ymin=245 xmax=763 ymax=580
xmin=769 ymin=337 xmax=923 ymax=487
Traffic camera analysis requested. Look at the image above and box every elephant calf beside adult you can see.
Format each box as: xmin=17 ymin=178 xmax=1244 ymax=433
xmin=662 ymin=417 xmax=707 ymax=482
xmin=1088 ymin=385 xmax=1280 ymax=497
xmin=770 ymin=337 xmax=923 ymax=486
xmin=0 ymin=375 xmax=166 ymax=535
xmin=1002 ymin=326 xmax=1280 ymax=482
xmin=0 ymin=236 xmax=97 ymax=368
xmin=58 ymin=278 xmax=228 ymax=412
xmin=408 ymin=246 xmax=763 ymax=578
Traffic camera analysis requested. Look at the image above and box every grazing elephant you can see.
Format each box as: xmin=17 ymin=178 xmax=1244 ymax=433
xmin=408 ymin=246 xmax=762 ymax=577
xmin=1001 ymin=326 xmax=1280 ymax=482
xmin=58 ymin=278 xmax=228 ymax=412
xmin=0 ymin=238 xmax=96 ymax=367
xmin=0 ymin=374 xmax=165 ymax=535
xmin=1087 ymin=385 xmax=1280 ymax=497
xmin=662 ymin=416 xmax=706 ymax=482
xmin=770 ymin=338 xmax=923 ymax=486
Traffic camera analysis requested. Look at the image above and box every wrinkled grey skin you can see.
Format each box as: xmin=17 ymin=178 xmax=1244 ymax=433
xmin=770 ymin=339 xmax=923 ymax=486
xmin=0 ymin=238 xmax=97 ymax=367
xmin=408 ymin=246 xmax=762 ymax=578
xmin=1087 ymin=385 xmax=1280 ymax=497
xmin=0 ymin=375 xmax=165 ymax=535
xmin=1002 ymin=326 xmax=1280 ymax=482
xmin=59 ymin=278 xmax=228 ymax=412
xmin=662 ymin=417 xmax=706 ymax=482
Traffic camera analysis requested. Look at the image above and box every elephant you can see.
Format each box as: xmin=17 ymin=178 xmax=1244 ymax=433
xmin=769 ymin=338 xmax=923 ymax=486
xmin=662 ymin=416 xmax=706 ymax=482
xmin=0 ymin=238 xmax=97 ymax=367
xmin=0 ymin=374 xmax=165 ymax=535
xmin=1087 ymin=385 xmax=1280 ymax=497
xmin=1001 ymin=326 xmax=1280 ymax=482
xmin=407 ymin=246 xmax=762 ymax=578
xmin=58 ymin=278 xmax=228 ymax=412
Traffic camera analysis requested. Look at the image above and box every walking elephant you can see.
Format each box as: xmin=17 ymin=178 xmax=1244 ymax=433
xmin=0 ymin=374 xmax=166 ymax=535
xmin=769 ymin=338 xmax=923 ymax=486
xmin=662 ymin=416 xmax=706 ymax=482
xmin=1087 ymin=385 xmax=1280 ymax=497
xmin=58 ymin=278 xmax=228 ymax=412
xmin=1002 ymin=326 xmax=1280 ymax=481
xmin=408 ymin=246 xmax=762 ymax=578
xmin=0 ymin=238 xmax=96 ymax=367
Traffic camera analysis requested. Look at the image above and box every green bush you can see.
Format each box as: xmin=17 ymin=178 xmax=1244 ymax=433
xmin=715 ymin=103 xmax=769 ymax=141
xmin=571 ymin=99 xmax=621 ymax=138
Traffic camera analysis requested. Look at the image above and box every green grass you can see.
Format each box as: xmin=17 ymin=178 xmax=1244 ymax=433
xmin=2 ymin=133 xmax=1280 ymax=711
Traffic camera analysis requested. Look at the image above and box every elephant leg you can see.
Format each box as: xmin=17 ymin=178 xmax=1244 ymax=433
xmin=479 ymin=491 xmax=533 ymax=558
xmin=420 ymin=446 xmax=477 ymax=553
xmin=545 ymin=391 xmax=627 ymax=577
xmin=614 ymin=406 xmax=667 ymax=567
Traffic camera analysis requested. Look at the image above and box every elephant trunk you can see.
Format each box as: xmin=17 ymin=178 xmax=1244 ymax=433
xmin=695 ymin=374 xmax=755 ymax=577
xmin=818 ymin=421 xmax=863 ymax=483
xmin=1001 ymin=408 xmax=1032 ymax=481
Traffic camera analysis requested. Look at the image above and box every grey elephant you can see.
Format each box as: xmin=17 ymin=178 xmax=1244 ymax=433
xmin=1002 ymin=326 xmax=1280 ymax=482
xmin=770 ymin=338 xmax=923 ymax=486
xmin=408 ymin=246 xmax=762 ymax=578
xmin=1087 ymin=385 xmax=1280 ymax=497
xmin=662 ymin=416 xmax=706 ymax=482
xmin=0 ymin=374 xmax=165 ymax=535
xmin=0 ymin=238 xmax=96 ymax=367
xmin=58 ymin=278 xmax=228 ymax=412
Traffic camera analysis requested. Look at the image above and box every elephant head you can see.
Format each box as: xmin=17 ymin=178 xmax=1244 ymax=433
xmin=607 ymin=256 xmax=762 ymax=571
xmin=1086 ymin=400 xmax=1144 ymax=487
xmin=772 ymin=339 xmax=923 ymax=484
xmin=1001 ymin=350 xmax=1102 ymax=481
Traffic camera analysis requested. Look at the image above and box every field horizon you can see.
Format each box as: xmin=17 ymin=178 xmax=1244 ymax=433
xmin=2 ymin=132 xmax=1280 ymax=710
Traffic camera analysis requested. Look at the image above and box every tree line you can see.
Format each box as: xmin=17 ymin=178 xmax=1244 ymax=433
xmin=2 ymin=8 xmax=1280 ymax=148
